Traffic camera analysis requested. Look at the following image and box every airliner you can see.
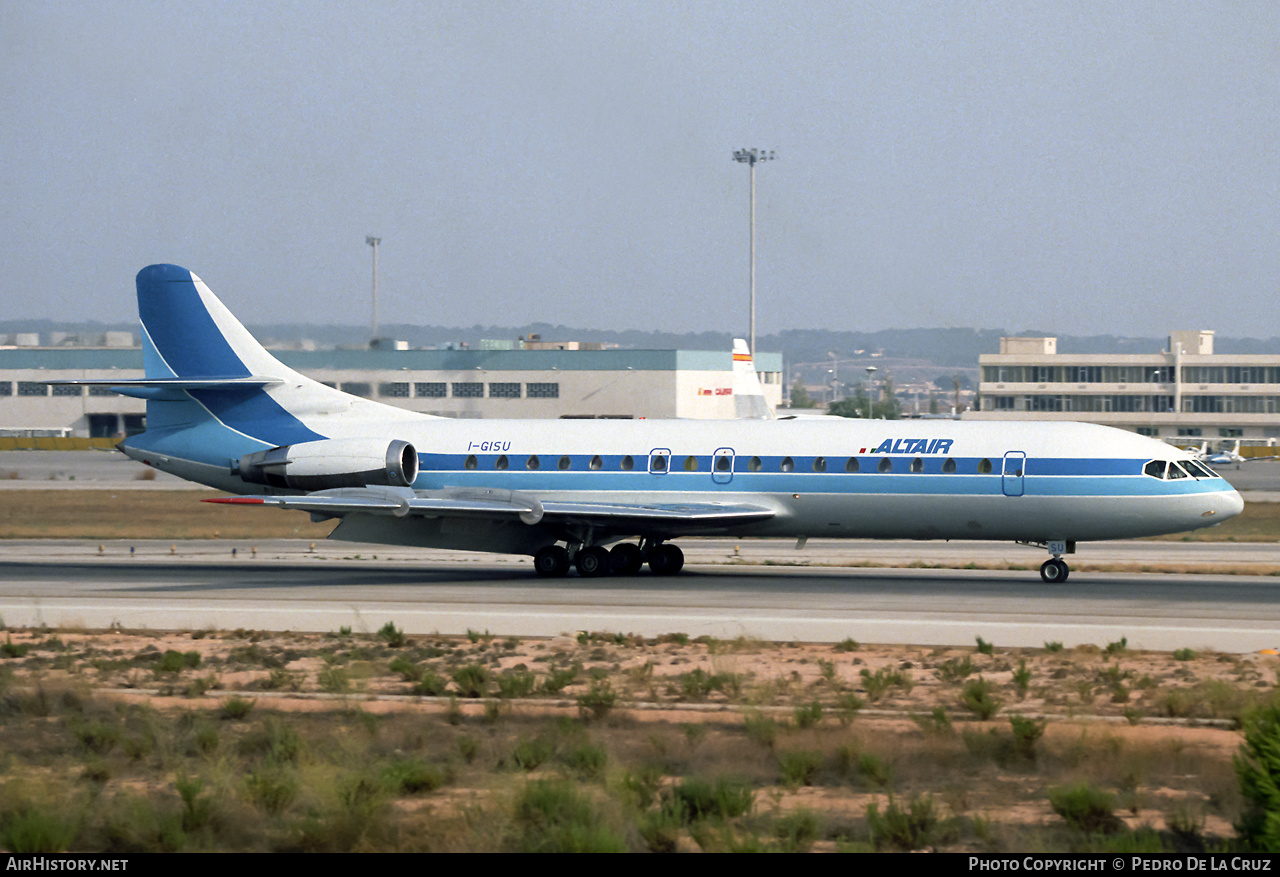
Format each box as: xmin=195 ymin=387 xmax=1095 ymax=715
xmin=1187 ymin=440 xmax=1278 ymax=470
xmin=68 ymin=265 xmax=1244 ymax=584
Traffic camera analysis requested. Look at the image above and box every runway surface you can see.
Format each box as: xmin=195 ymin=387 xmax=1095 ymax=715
xmin=1 ymin=538 xmax=1277 ymax=652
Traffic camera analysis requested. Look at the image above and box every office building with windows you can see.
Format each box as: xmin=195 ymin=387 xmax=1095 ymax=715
xmin=0 ymin=343 xmax=783 ymax=439
xmin=968 ymin=331 xmax=1280 ymax=444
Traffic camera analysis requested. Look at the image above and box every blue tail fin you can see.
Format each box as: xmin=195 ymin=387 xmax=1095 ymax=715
xmin=131 ymin=265 xmax=325 ymax=447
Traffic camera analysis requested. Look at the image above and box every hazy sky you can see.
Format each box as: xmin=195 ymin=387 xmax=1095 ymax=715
xmin=2 ymin=1 xmax=1277 ymax=339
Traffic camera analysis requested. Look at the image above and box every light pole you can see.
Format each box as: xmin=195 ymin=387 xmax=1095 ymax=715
xmin=865 ymin=366 xmax=878 ymax=419
xmin=366 ymin=236 xmax=381 ymax=341
xmin=732 ymin=148 xmax=775 ymax=358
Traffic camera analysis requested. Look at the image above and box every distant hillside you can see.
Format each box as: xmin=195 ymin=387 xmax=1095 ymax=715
xmin=3 ymin=318 xmax=1276 ymax=372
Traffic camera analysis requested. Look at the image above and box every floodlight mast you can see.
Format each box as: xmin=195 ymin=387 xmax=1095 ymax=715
xmin=732 ymin=148 xmax=776 ymax=359
xmin=366 ymin=236 xmax=381 ymax=341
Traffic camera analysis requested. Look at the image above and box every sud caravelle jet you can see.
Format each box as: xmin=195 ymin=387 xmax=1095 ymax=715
xmin=66 ymin=265 xmax=1244 ymax=585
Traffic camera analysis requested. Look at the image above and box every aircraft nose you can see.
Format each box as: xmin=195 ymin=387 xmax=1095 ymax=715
xmin=1208 ymin=488 xmax=1245 ymax=523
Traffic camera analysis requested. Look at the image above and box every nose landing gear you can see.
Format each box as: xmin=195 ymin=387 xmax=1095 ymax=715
xmin=1038 ymin=539 xmax=1072 ymax=583
xmin=1039 ymin=557 xmax=1070 ymax=583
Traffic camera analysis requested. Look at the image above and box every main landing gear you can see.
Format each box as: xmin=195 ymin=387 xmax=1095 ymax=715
xmin=533 ymin=541 xmax=683 ymax=578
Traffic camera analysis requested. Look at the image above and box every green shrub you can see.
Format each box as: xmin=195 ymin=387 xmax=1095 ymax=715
xmin=411 ymin=671 xmax=449 ymax=697
xmin=866 ymin=794 xmax=939 ymax=851
xmin=961 ymin=676 xmax=1002 ymax=720
xmin=220 ymin=696 xmax=256 ymax=720
xmin=743 ymin=710 xmax=780 ymax=749
xmin=511 ymin=736 xmax=554 ymax=772
xmin=1174 ymin=648 xmax=1197 ymax=662
xmin=835 ymin=637 xmax=860 ymax=652
xmin=497 ymin=670 xmax=537 ymax=699
xmin=377 ymin=621 xmax=406 ymax=648
xmin=935 ymin=655 xmax=975 ymax=683
xmin=975 ymin=636 xmax=994 ymax=656
xmin=1235 ymin=704 xmax=1280 ymax=849
xmin=0 ymin=804 xmax=79 ymax=853
xmin=561 ymin=742 xmax=608 ymax=780
xmin=671 ymin=776 xmax=755 ymax=822
xmin=1012 ymin=660 xmax=1032 ymax=698
xmin=576 ymin=681 xmax=617 ymax=721
xmin=1008 ymin=715 xmax=1046 ymax=762
xmin=513 ymin=779 xmax=626 ymax=853
xmin=1048 ymin=783 xmax=1123 ymax=834
xmin=243 ymin=765 xmax=299 ymax=815
xmin=451 ymin=664 xmax=490 ymax=698
xmin=778 ymin=750 xmax=823 ymax=789
xmin=793 ymin=701 xmax=823 ymax=730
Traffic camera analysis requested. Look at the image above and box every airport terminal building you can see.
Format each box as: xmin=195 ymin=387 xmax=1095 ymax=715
xmin=0 ymin=340 xmax=784 ymax=439
xmin=968 ymin=330 xmax=1280 ymax=445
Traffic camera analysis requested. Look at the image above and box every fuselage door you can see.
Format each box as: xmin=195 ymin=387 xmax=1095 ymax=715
xmin=712 ymin=447 xmax=734 ymax=484
xmin=648 ymin=448 xmax=671 ymax=475
xmin=1002 ymin=451 xmax=1026 ymax=497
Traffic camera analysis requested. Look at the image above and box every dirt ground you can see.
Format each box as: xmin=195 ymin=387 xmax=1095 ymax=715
xmin=1 ymin=624 xmax=1270 ymax=850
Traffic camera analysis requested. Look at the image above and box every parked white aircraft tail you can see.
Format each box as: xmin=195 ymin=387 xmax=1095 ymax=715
xmin=731 ymin=338 xmax=775 ymax=419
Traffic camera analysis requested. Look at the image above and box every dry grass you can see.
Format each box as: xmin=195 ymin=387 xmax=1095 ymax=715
xmin=0 ymin=627 xmax=1273 ymax=851
xmin=0 ymin=490 xmax=335 ymax=540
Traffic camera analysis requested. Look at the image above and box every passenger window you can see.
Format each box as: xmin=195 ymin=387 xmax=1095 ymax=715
xmin=780 ymin=456 xmax=795 ymax=472
xmin=845 ymin=457 xmax=859 ymax=473
xmin=589 ymin=455 xmax=602 ymax=471
xmin=878 ymin=457 xmax=892 ymax=473
xmin=464 ymin=455 xmax=477 ymax=470
xmin=651 ymin=454 xmax=667 ymax=472
xmin=910 ymin=457 xmax=923 ymax=473
xmin=813 ymin=456 xmax=827 ymax=472
xmin=942 ymin=458 xmax=956 ymax=473
xmin=748 ymin=456 xmax=762 ymax=472
xmin=978 ymin=458 xmax=993 ymax=474
xmin=495 ymin=455 xmax=508 ymax=470
xmin=527 ymin=455 xmax=540 ymax=470
xmin=684 ymin=455 xmax=699 ymax=472
xmin=620 ymin=455 xmax=634 ymax=471
xmin=558 ymin=455 xmax=571 ymax=470
xmin=1143 ymin=460 xmax=1166 ymax=479
xmin=715 ymin=455 xmax=731 ymax=472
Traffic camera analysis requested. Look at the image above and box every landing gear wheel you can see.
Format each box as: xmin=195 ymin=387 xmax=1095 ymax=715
xmin=610 ymin=543 xmax=643 ymax=576
xmin=648 ymin=544 xmax=685 ymax=576
xmin=1040 ymin=558 xmax=1070 ymax=583
xmin=575 ymin=545 xmax=612 ymax=578
xmin=534 ymin=545 xmax=570 ymax=577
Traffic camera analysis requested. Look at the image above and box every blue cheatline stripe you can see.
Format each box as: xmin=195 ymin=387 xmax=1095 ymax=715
xmin=137 ymin=265 xmax=251 ymax=379
xmin=431 ymin=454 xmax=1153 ymax=477
xmin=414 ymin=455 xmax=1228 ymax=498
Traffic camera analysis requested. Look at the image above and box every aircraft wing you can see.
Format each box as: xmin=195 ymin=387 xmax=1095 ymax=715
xmin=204 ymin=486 xmax=777 ymax=532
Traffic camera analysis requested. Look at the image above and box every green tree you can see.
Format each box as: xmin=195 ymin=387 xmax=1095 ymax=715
xmin=1235 ymin=704 xmax=1280 ymax=849
xmin=788 ymin=380 xmax=817 ymax=409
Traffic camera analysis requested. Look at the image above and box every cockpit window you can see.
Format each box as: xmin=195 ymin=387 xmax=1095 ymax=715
xmin=1143 ymin=460 xmax=1166 ymax=479
xmin=1167 ymin=462 xmax=1188 ymax=479
xmin=1185 ymin=460 xmax=1217 ymax=479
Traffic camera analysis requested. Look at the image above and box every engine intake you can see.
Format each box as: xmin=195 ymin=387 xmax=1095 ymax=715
xmin=237 ymin=438 xmax=418 ymax=491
